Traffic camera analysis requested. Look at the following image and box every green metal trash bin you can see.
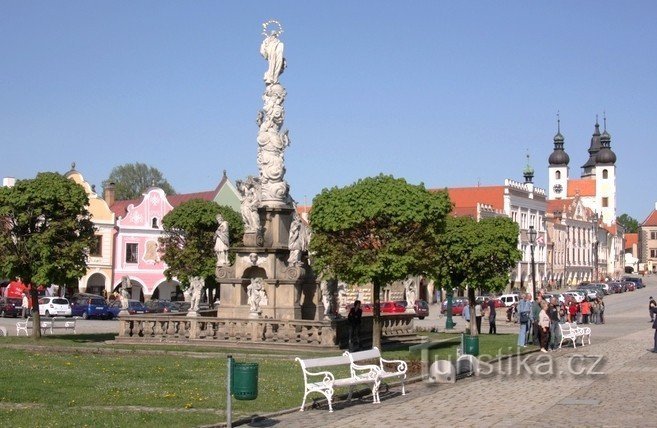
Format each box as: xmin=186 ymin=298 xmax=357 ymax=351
xmin=462 ymin=334 xmax=480 ymax=357
xmin=231 ymin=361 xmax=258 ymax=401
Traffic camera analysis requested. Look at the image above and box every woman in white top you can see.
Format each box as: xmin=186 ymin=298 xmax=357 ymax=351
xmin=474 ymin=302 xmax=483 ymax=335
xmin=538 ymin=301 xmax=550 ymax=352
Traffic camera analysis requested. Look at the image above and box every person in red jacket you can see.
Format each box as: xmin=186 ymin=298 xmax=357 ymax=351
xmin=580 ymin=299 xmax=591 ymax=324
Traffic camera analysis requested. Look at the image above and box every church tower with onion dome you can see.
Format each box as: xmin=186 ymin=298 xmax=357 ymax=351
xmin=594 ymin=115 xmax=617 ymax=225
xmin=548 ymin=114 xmax=570 ymax=200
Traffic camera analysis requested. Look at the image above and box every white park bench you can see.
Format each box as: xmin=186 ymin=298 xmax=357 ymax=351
xmin=558 ymin=322 xmax=591 ymax=348
xmin=295 ymin=354 xmax=381 ymax=412
xmin=570 ymin=322 xmax=591 ymax=345
xmin=16 ymin=317 xmax=76 ymax=336
xmin=344 ymin=346 xmax=408 ymax=395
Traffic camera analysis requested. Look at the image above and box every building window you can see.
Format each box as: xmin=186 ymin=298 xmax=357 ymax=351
xmin=651 ymin=249 xmax=657 ymax=258
xmin=152 ymin=217 xmax=158 ymax=229
xmin=602 ymin=169 xmax=608 ymax=179
xmin=521 ymin=213 xmax=527 ymax=229
xmin=555 ymin=170 xmax=561 ymax=179
xmin=125 ymin=243 xmax=138 ymax=263
xmin=651 ymin=231 xmax=657 ymax=240
xmin=90 ymin=235 xmax=102 ymax=257
xmin=602 ymin=197 xmax=608 ymax=208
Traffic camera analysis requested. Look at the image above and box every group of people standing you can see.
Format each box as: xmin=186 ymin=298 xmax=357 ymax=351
xmin=516 ymin=293 xmax=606 ymax=352
xmin=516 ymin=293 xmax=559 ymax=352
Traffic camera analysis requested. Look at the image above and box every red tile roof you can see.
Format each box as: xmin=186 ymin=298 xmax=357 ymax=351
xmin=546 ymin=199 xmax=570 ymax=214
xmin=110 ymin=190 xmax=215 ymax=218
xmin=110 ymin=198 xmax=142 ymax=218
xmin=167 ymin=191 xmax=215 ymax=207
xmin=642 ymin=209 xmax=657 ymax=227
xmin=445 ymin=186 xmax=505 ymax=212
xmin=567 ymin=179 xmax=596 ymax=197
xmin=625 ymin=233 xmax=638 ymax=251
xmin=450 ymin=206 xmax=478 ymax=218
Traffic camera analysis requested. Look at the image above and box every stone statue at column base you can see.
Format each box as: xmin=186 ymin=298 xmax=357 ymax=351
xmin=187 ymin=276 xmax=205 ymax=317
xmin=118 ymin=276 xmax=131 ymax=317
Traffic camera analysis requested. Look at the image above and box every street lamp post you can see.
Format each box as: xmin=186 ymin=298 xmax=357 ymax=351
xmin=529 ymin=225 xmax=537 ymax=300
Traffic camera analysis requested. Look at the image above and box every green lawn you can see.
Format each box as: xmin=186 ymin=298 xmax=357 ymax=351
xmin=0 ymin=332 xmax=528 ymax=427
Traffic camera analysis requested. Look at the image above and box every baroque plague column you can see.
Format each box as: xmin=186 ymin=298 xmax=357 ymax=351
xmin=216 ymin=21 xmax=319 ymax=320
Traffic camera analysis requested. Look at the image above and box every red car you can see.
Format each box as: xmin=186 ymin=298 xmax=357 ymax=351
xmin=441 ymin=298 xmax=469 ymax=316
xmin=359 ymin=301 xmax=407 ymax=314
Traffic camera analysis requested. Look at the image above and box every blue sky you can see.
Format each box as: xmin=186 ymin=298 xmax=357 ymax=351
xmin=2 ymin=1 xmax=656 ymax=220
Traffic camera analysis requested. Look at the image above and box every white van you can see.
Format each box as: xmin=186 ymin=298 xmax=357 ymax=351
xmin=499 ymin=294 xmax=520 ymax=307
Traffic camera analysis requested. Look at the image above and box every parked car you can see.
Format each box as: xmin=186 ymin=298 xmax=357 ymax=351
xmin=607 ymin=282 xmax=622 ymax=294
xmin=487 ymin=298 xmax=506 ymax=308
xmin=38 ymin=297 xmax=72 ymax=317
xmin=145 ymin=300 xmax=182 ymax=313
xmin=622 ymin=276 xmax=644 ymax=289
xmin=576 ymin=287 xmax=603 ymax=300
xmin=499 ymin=294 xmax=520 ymax=307
xmin=413 ymin=299 xmax=430 ymax=319
xmin=440 ymin=298 xmax=469 ymax=316
xmin=171 ymin=301 xmax=191 ymax=312
xmin=625 ymin=282 xmax=636 ymax=292
xmin=562 ymin=291 xmax=584 ymax=303
xmin=383 ymin=301 xmax=407 ymax=314
xmin=108 ymin=299 xmax=149 ymax=317
xmin=0 ymin=297 xmax=22 ymax=318
xmin=543 ymin=293 xmax=565 ymax=304
xmin=69 ymin=293 xmax=111 ymax=319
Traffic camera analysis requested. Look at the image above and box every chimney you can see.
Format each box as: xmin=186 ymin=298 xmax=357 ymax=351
xmin=2 ymin=177 xmax=16 ymax=188
xmin=104 ymin=182 xmax=116 ymax=206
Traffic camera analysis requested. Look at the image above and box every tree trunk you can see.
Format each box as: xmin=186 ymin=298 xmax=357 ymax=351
xmin=372 ymin=281 xmax=382 ymax=350
xmin=467 ymin=287 xmax=477 ymax=337
xmin=29 ymin=286 xmax=42 ymax=339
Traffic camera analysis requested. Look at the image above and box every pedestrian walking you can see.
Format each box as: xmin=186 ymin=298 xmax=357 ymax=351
xmin=649 ymin=297 xmax=656 ymax=322
xmin=517 ymin=293 xmax=532 ymax=347
xmin=531 ymin=294 xmax=543 ymax=345
xmin=599 ymin=299 xmax=605 ymax=324
xmin=347 ymin=300 xmax=362 ymax=352
xmin=21 ymin=292 xmax=29 ymax=318
xmin=547 ymin=297 xmax=560 ymax=351
xmin=651 ymin=307 xmax=657 ymax=353
xmin=538 ymin=301 xmax=550 ymax=353
xmin=487 ymin=298 xmax=497 ymax=334
xmin=474 ymin=301 xmax=483 ymax=335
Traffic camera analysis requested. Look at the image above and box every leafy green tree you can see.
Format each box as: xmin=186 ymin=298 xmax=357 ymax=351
xmin=309 ymin=175 xmax=452 ymax=349
xmin=433 ymin=215 xmax=521 ymax=336
xmin=102 ymin=163 xmax=175 ymax=200
xmin=0 ymin=172 xmax=95 ymax=338
xmin=616 ymin=213 xmax=639 ymax=233
xmin=159 ymin=200 xmax=243 ymax=292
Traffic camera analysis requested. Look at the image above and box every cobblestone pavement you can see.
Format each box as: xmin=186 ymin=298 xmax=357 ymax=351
xmin=249 ymin=276 xmax=657 ymax=427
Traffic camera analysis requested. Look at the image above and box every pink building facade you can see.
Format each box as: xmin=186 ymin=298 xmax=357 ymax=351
xmin=111 ymin=187 xmax=181 ymax=301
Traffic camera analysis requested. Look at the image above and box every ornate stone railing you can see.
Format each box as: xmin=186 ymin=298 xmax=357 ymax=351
xmin=116 ymin=314 xmax=419 ymax=350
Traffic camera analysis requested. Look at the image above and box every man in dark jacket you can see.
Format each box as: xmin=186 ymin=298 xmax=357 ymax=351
xmin=486 ymin=298 xmax=497 ymax=334
xmin=652 ymin=307 xmax=657 ymax=353
xmin=348 ymin=300 xmax=363 ymax=351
